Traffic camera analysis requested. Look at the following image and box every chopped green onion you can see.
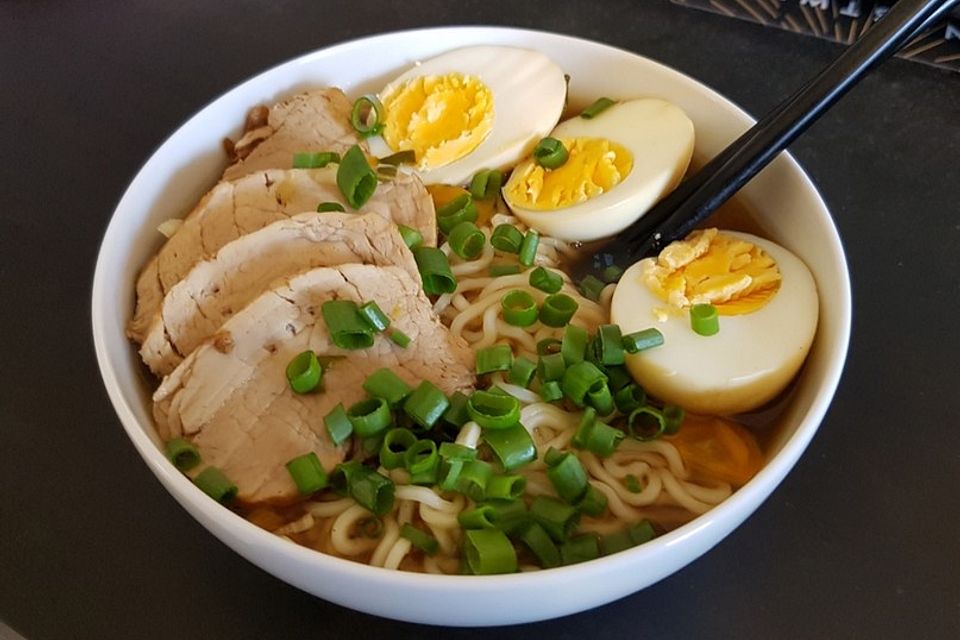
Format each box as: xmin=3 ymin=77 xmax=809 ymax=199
xmin=543 ymin=446 xmax=566 ymax=467
xmin=361 ymin=434 xmax=384 ymax=458
xmin=439 ymin=441 xmax=477 ymax=461
xmin=357 ymin=301 xmax=390 ymax=333
xmin=546 ymin=450 xmax=589 ymax=503
xmin=321 ymin=300 xmax=374 ymax=350
xmin=350 ymin=95 xmax=384 ymax=137
xmin=436 ymin=194 xmax=478 ymax=234
xmin=539 ymin=294 xmax=578 ymax=327
xmin=388 ymin=329 xmax=411 ymax=348
xmin=489 ymin=263 xmax=521 ymax=277
xmin=483 ymin=423 xmax=537 ymax=471
xmin=614 ymin=384 xmax=647 ymax=414
xmin=500 ymin=290 xmax=538 ymax=327
xmin=624 ymin=474 xmax=643 ymax=493
xmin=316 ymin=201 xmax=346 ymax=213
xmin=561 ymin=361 xmax=607 ymax=407
xmin=459 ymin=505 xmax=498 ymax=529
xmin=605 ymin=365 xmax=633 ymax=392
xmin=475 ymin=344 xmax=513 ymax=375
xmin=323 ymin=403 xmax=353 ymax=446
xmin=363 ymin=368 xmax=412 ymax=406
xmin=439 ymin=459 xmax=465 ymax=491
xmin=622 ymin=328 xmax=665 ymax=353
xmin=378 ymin=149 xmax=416 ymax=166
xmin=400 ymin=523 xmax=439 ymax=555
xmin=539 ymin=380 xmax=563 ymax=402
xmin=376 ymin=164 xmax=397 ymax=179
xmin=467 ymin=390 xmax=521 ymax=430
xmin=520 ymin=522 xmax=561 ymax=568
xmin=518 ymin=230 xmax=540 ymax=267
xmin=486 ymin=499 xmax=529 ymax=536
xmin=580 ymin=97 xmax=616 ymax=119
xmin=379 ymin=428 xmax=418 ymax=469
xmin=530 ymin=496 xmax=580 ymax=542
xmin=285 ymin=452 xmax=329 ymax=495
xmin=469 ymin=169 xmax=503 ymax=200
xmin=597 ymin=324 xmax=625 ymax=366
xmin=336 ymin=144 xmax=377 ymax=209
xmin=529 ymin=266 xmax=563 ymax=294
xmin=628 ymin=520 xmax=657 ymax=545
xmin=292 ymin=151 xmax=340 ymax=169
xmin=601 ymin=264 xmax=624 ymax=283
xmin=442 ymin=391 xmax=471 ymax=427
xmin=561 ymin=324 xmax=588 ymax=366
xmin=690 ymin=303 xmax=720 ymax=336
xmin=507 ymin=357 xmax=537 ymax=388
xmin=194 ymin=467 xmax=237 ymax=504
xmin=536 ymin=338 xmax=562 ymax=356
xmin=349 ymin=468 xmax=395 ymax=516
xmin=165 ymin=438 xmax=201 ymax=471
xmin=330 ymin=459 xmax=363 ymax=495
xmin=490 ymin=224 xmax=524 ymax=253
xmin=405 ymin=439 xmax=440 ymax=484
xmin=448 ymin=221 xmax=485 ymax=260
xmin=587 ymin=383 xmax=614 ymax=416
xmin=485 ymin=475 xmax=526 ymax=501
xmin=561 ymin=534 xmax=600 ymax=565
xmin=285 ymin=350 xmax=322 ymax=394
xmin=533 ymin=137 xmax=568 ymax=169
xmin=663 ymin=405 xmax=685 ymax=435
xmin=359 ymin=516 xmax=383 ymax=538
xmin=346 ymin=397 xmax=392 ymax=438
xmin=412 ymin=246 xmax=457 ymax=295
xmin=403 ymin=381 xmax=449 ymax=429
xmin=396 ymin=224 xmax=423 ymax=249
xmin=537 ymin=352 xmax=566 ymax=382
xmin=583 ymin=418 xmax=624 ymax=457
xmin=571 ymin=407 xmax=597 ymax=450
xmin=456 ymin=459 xmax=493 ymax=501
xmin=576 ymin=484 xmax=608 ymax=517
xmin=579 ymin=274 xmax=606 ymax=301
xmin=628 ymin=406 xmax=666 ymax=441
xmin=464 ymin=529 xmax=518 ymax=575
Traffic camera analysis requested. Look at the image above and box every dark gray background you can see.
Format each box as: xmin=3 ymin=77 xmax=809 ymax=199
xmin=1 ymin=1 xmax=958 ymax=638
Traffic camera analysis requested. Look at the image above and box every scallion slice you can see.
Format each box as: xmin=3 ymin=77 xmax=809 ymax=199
xmin=560 ymin=534 xmax=600 ymax=565
xmin=324 ymin=403 xmax=353 ymax=446
xmin=321 ymin=300 xmax=374 ymax=350
xmin=539 ymin=293 xmax=578 ymax=327
xmin=579 ymin=274 xmax=606 ymax=301
xmin=539 ymin=380 xmax=563 ymax=402
xmin=378 ymin=149 xmax=416 ymax=166
xmin=379 ymin=428 xmax=417 ymax=470
xmin=285 ymin=452 xmax=329 ymax=495
xmin=485 ymin=475 xmax=527 ymax=501
xmin=629 ymin=520 xmax=657 ymax=545
xmin=561 ymin=361 xmax=607 ymax=407
xmin=458 ymin=505 xmax=498 ymax=529
xmin=614 ymin=384 xmax=647 ymax=414
xmin=456 ymin=459 xmax=493 ymax=502
xmin=561 ymin=324 xmax=588 ymax=366
xmin=464 ymin=529 xmax=518 ymax=575
xmin=575 ymin=484 xmax=608 ymax=517
xmin=349 ymin=95 xmax=384 ymax=137
xmin=439 ymin=441 xmax=477 ymax=461
xmin=165 ymin=438 xmax=201 ymax=471
xmin=489 ymin=263 xmax=521 ymax=277
xmin=536 ymin=338 xmax=562 ymax=356
xmin=518 ymin=230 xmax=539 ymax=267
xmin=194 ymin=467 xmax=237 ymax=504
xmin=403 ymin=380 xmax=449 ymax=429
xmin=469 ymin=169 xmax=503 ymax=200
xmin=530 ymin=495 xmax=580 ymax=542
xmin=507 ymin=357 xmax=537 ymax=388
xmin=336 ymin=144 xmax=377 ymax=209
xmin=412 ymin=246 xmax=457 ymax=295
xmin=628 ymin=406 xmax=666 ymax=441
xmin=622 ymin=328 xmax=665 ymax=353
xmin=285 ymin=350 xmax=322 ymax=394
xmin=580 ymin=97 xmax=615 ymax=119
xmin=533 ymin=137 xmax=568 ymax=169
xmin=396 ymin=224 xmax=423 ymax=249
xmin=690 ymin=303 xmax=720 ymax=336
xmin=349 ymin=468 xmax=395 ymax=516
xmin=490 ymin=224 xmax=523 ymax=253
xmin=405 ymin=439 xmax=440 ymax=484
xmin=587 ymin=382 xmax=614 ymax=416
xmin=388 ymin=329 xmax=411 ymax=348
xmin=624 ymin=474 xmax=644 ymax=493
xmin=545 ymin=450 xmax=590 ymax=503
xmin=483 ymin=423 xmax=537 ymax=471
xmin=442 ymin=391 xmax=471 ymax=427
xmin=436 ymin=193 xmax=478 ymax=234
xmin=602 ymin=264 xmax=624 ymax=283
xmin=363 ymin=368 xmax=412 ymax=407
xmin=663 ymin=405 xmax=685 ymax=435
xmin=292 ymin=151 xmax=340 ymax=169
xmin=448 ymin=221 xmax=485 ymax=260
xmin=487 ymin=499 xmax=529 ymax=536
xmin=400 ymin=523 xmax=439 ymax=555
xmin=529 ymin=266 xmax=563 ymax=294
xmin=347 ymin=397 xmax=392 ymax=438
xmin=467 ymin=390 xmax=521 ymax=430
xmin=605 ymin=365 xmax=633 ymax=392
xmin=475 ymin=344 xmax=513 ymax=375
xmin=500 ymin=290 xmax=538 ymax=327
xmin=537 ymin=352 xmax=566 ymax=383
xmin=597 ymin=324 xmax=625 ymax=366
xmin=358 ymin=301 xmax=391 ymax=333
xmin=520 ymin=522 xmax=561 ymax=568
xmin=316 ymin=201 xmax=346 ymax=213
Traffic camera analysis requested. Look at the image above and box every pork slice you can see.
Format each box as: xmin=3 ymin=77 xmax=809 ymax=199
xmin=127 ymin=167 xmax=436 ymax=342
xmin=153 ymin=264 xmax=475 ymax=504
xmin=223 ymin=88 xmax=360 ymax=181
xmin=139 ymin=212 xmax=418 ymax=376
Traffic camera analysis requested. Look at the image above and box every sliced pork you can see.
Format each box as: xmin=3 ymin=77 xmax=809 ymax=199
xmin=153 ymin=264 xmax=475 ymax=504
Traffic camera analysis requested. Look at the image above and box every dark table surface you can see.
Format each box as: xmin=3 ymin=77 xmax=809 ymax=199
xmin=2 ymin=1 xmax=958 ymax=638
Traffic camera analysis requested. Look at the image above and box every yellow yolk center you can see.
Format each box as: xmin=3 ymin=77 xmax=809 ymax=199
xmin=381 ymin=73 xmax=493 ymax=170
xmin=504 ymin=137 xmax=633 ymax=210
xmin=642 ymin=228 xmax=782 ymax=316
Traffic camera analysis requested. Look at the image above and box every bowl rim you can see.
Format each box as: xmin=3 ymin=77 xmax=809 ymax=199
xmin=91 ymin=24 xmax=851 ymax=596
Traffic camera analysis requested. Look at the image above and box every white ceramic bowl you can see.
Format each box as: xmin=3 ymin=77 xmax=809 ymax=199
xmin=91 ymin=27 xmax=851 ymax=626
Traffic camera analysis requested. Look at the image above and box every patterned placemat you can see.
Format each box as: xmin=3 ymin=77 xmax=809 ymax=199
xmin=672 ymin=0 xmax=960 ymax=72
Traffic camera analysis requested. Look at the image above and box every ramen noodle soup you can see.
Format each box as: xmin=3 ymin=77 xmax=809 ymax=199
xmin=130 ymin=46 xmax=818 ymax=575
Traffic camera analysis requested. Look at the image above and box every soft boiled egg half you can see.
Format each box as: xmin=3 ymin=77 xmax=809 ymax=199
xmin=366 ymin=46 xmax=567 ymax=185
xmin=502 ymin=98 xmax=695 ymax=242
xmin=611 ymin=229 xmax=819 ymax=416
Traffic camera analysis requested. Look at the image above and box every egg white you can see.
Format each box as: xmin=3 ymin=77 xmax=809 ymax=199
xmin=503 ymin=98 xmax=695 ymax=242
xmin=367 ymin=46 xmax=567 ymax=186
xmin=610 ymin=231 xmax=819 ymax=415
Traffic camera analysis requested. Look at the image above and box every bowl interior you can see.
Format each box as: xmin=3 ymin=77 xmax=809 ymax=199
xmin=92 ymin=27 xmax=850 ymax=626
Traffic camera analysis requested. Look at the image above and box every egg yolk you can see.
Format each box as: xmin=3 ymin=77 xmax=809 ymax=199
xmin=504 ymin=137 xmax=633 ymax=210
xmin=381 ymin=73 xmax=493 ymax=171
xmin=641 ymin=228 xmax=781 ymax=316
